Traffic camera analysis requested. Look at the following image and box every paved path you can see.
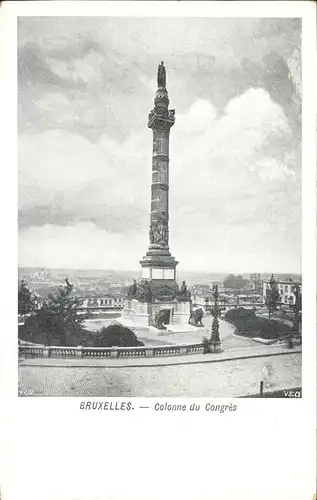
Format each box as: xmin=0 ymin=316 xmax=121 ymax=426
xmin=18 ymin=352 xmax=302 ymax=397
xmin=84 ymin=316 xmax=254 ymax=349
xmin=19 ymin=316 xmax=301 ymax=397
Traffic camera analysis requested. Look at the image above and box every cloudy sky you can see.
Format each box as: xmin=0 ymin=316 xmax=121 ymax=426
xmin=18 ymin=17 xmax=301 ymax=273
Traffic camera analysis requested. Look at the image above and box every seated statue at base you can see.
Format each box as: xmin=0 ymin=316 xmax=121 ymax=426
xmin=136 ymin=279 xmax=153 ymax=303
xmin=178 ymin=280 xmax=191 ymax=302
xmin=127 ymin=278 xmax=137 ymax=299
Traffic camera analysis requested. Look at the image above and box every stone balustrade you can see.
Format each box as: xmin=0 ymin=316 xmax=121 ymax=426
xmin=82 ymin=347 xmax=111 ymax=358
xmin=19 ymin=346 xmax=45 ymax=358
xmin=18 ymin=342 xmax=206 ymax=359
xmin=49 ymin=347 xmax=78 ymax=357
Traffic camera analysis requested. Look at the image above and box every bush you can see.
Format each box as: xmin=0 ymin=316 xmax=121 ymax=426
xmin=19 ymin=321 xmax=144 ymax=348
xmin=225 ymin=308 xmax=256 ymax=321
xmin=224 ymin=308 xmax=291 ymax=340
xmin=94 ymin=323 xmax=144 ymax=347
xmin=19 ymin=320 xmax=97 ymax=347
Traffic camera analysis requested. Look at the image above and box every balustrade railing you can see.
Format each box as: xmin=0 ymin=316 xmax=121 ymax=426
xmin=19 ymin=346 xmax=45 ymax=358
xmin=118 ymin=347 xmax=147 ymax=358
xmin=153 ymin=346 xmax=180 ymax=356
xmin=187 ymin=344 xmax=205 ymax=355
xmin=18 ymin=341 xmax=206 ymax=359
xmin=50 ymin=347 xmax=77 ymax=357
xmin=82 ymin=348 xmax=111 ymax=358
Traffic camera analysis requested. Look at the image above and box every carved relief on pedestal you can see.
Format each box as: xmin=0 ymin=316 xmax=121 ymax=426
xmin=149 ymin=212 xmax=168 ymax=246
xmin=151 ymin=280 xmax=179 ymax=302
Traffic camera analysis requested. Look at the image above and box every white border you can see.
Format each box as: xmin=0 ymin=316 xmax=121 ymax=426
xmin=0 ymin=2 xmax=316 ymax=500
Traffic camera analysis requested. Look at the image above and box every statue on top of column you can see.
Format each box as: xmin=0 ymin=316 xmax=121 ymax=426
xmin=157 ymin=61 xmax=166 ymax=88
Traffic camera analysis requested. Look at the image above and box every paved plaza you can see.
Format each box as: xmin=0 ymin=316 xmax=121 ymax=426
xmin=84 ymin=316 xmax=255 ymax=348
xmin=19 ymin=317 xmax=301 ymax=397
xmin=19 ymin=350 xmax=301 ymax=397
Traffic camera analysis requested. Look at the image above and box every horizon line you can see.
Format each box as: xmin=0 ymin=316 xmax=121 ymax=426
xmin=18 ymin=265 xmax=302 ymax=275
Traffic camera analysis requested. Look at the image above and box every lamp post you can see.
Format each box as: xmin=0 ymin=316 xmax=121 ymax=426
xmin=210 ymin=284 xmax=222 ymax=353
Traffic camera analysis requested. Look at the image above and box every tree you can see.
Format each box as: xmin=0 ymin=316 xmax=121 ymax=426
xmin=223 ymin=274 xmax=247 ymax=290
xmin=265 ymin=274 xmax=280 ymax=319
xmin=25 ymin=278 xmax=84 ymax=346
xmin=18 ymin=280 xmax=35 ymax=315
xmin=292 ymin=284 xmax=302 ymax=336
xmin=94 ymin=323 xmax=144 ymax=347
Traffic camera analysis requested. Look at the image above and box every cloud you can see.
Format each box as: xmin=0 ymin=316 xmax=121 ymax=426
xmin=253 ymin=157 xmax=296 ymax=181
xmin=18 ymin=17 xmax=301 ymax=272
xmin=48 ymin=50 xmax=105 ymax=85
xmin=19 ymin=86 xmax=300 ymax=271
xmin=19 ymin=87 xmax=293 ymax=211
xmin=19 ymin=128 xmax=150 ymax=206
xmin=18 ymin=18 xmax=301 ymax=144
xmin=19 ymin=223 xmax=146 ymax=270
xmin=18 ymin=18 xmax=301 ymax=64
xmin=171 ymin=88 xmax=294 ymax=206
xmin=19 ymin=218 xmax=300 ymax=274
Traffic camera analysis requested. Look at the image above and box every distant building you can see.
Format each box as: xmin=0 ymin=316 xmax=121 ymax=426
xmin=249 ymin=273 xmax=262 ymax=291
xmin=33 ymin=293 xmax=43 ymax=309
xmin=77 ymin=294 xmax=125 ymax=311
xmin=250 ymin=273 xmax=261 ymax=282
xmin=192 ymin=292 xmax=262 ymax=312
xmin=191 ymin=284 xmax=213 ymax=298
xmin=262 ymin=279 xmax=301 ymax=307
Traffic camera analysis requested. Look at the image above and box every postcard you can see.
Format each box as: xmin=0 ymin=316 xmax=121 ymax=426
xmin=0 ymin=1 xmax=316 ymax=500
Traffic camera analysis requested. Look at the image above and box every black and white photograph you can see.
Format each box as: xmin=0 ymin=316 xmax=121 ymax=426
xmin=17 ymin=15 xmax=303 ymax=398
xmin=0 ymin=3 xmax=316 ymax=500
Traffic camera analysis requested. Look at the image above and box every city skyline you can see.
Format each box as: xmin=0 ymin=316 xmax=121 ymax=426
xmin=18 ymin=17 xmax=302 ymax=273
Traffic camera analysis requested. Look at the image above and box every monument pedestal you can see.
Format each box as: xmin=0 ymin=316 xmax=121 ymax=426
xmin=120 ymin=297 xmax=191 ymax=333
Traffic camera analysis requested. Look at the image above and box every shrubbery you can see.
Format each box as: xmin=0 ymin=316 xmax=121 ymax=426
xmin=225 ymin=308 xmax=257 ymax=321
xmin=224 ymin=307 xmax=291 ymax=340
xmin=93 ymin=323 xmax=144 ymax=347
xmin=19 ymin=321 xmax=144 ymax=348
xmin=18 ymin=279 xmax=144 ymax=348
xmin=19 ymin=320 xmax=96 ymax=347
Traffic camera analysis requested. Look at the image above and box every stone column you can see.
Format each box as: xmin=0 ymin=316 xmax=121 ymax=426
xmin=140 ymin=62 xmax=178 ymax=282
xmin=148 ymin=87 xmax=174 ymax=253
